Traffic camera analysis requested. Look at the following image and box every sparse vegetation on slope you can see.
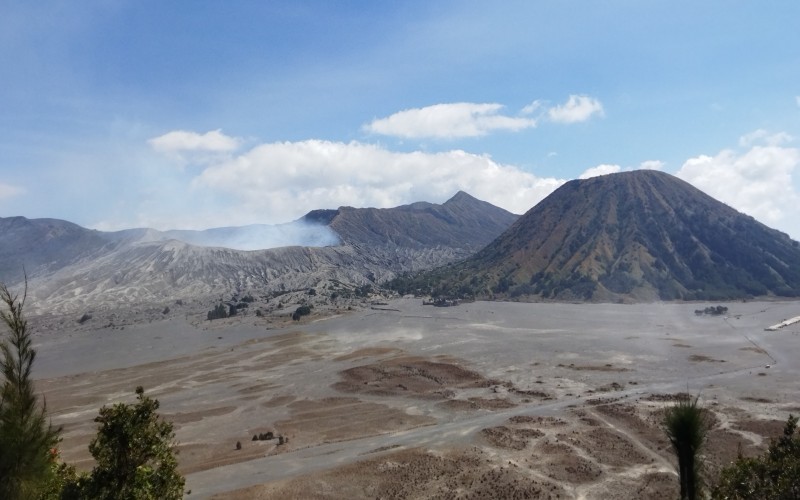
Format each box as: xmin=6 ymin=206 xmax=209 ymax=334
xmin=391 ymin=171 xmax=800 ymax=302
xmin=292 ymin=304 xmax=312 ymax=321
xmin=207 ymin=303 xmax=228 ymax=320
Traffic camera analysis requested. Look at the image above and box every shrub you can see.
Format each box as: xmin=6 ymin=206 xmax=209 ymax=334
xmin=292 ymin=305 xmax=312 ymax=321
xmin=694 ymin=306 xmax=729 ymax=316
xmin=664 ymin=395 xmax=709 ymax=500
xmin=207 ymin=304 xmax=228 ymax=321
xmin=712 ymin=415 xmax=800 ymax=499
xmin=253 ymin=432 xmax=274 ymax=441
xmin=64 ymin=387 xmax=185 ymax=499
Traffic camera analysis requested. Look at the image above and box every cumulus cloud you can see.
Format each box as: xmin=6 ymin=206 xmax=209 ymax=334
xmin=364 ymin=95 xmax=604 ymax=139
xmin=364 ymin=103 xmax=536 ymax=139
xmin=639 ymin=160 xmax=665 ymax=170
xmin=677 ymin=143 xmax=800 ymax=236
xmin=547 ymin=94 xmax=604 ymax=124
xmin=0 ymin=182 xmax=24 ymax=200
xmin=148 ymin=129 xmax=243 ymax=169
xmin=579 ymin=164 xmax=621 ymax=179
xmin=192 ymin=140 xmax=565 ymax=221
xmin=149 ymin=129 xmax=242 ymax=153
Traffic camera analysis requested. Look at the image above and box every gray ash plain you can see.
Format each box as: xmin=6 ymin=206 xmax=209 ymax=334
xmin=33 ymin=298 xmax=800 ymax=499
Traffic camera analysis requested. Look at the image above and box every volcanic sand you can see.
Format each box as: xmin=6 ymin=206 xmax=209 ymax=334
xmin=32 ymin=298 xmax=800 ymax=498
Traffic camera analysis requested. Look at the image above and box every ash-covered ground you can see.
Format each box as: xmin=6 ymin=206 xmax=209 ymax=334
xmin=32 ymin=298 xmax=800 ymax=499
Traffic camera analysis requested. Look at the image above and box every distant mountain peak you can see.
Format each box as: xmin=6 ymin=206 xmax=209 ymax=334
xmin=1 ymin=193 xmax=520 ymax=312
xmin=327 ymin=192 xmax=517 ymax=250
xmin=444 ymin=190 xmax=480 ymax=206
xmin=447 ymin=190 xmax=473 ymax=200
xmin=410 ymin=170 xmax=800 ymax=302
xmin=301 ymin=208 xmax=340 ymax=226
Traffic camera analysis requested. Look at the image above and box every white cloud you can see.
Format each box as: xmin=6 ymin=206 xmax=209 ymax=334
xmin=547 ymin=94 xmax=604 ymax=124
xmin=192 ymin=140 xmax=565 ymax=222
xmin=639 ymin=160 xmax=665 ymax=170
xmin=364 ymin=95 xmax=604 ymax=139
xmin=739 ymin=129 xmax=793 ymax=147
xmin=677 ymin=143 xmax=800 ymax=236
xmin=578 ymin=161 xmax=662 ymax=181
xmin=521 ymin=100 xmax=544 ymax=115
xmin=579 ymin=164 xmax=621 ymax=179
xmin=364 ymin=103 xmax=536 ymax=139
xmin=148 ymin=129 xmax=243 ymax=169
xmin=0 ymin=182 xmax=24 ymax=200
xmin=796 ymin=96 xmax=800 ymax=107
xmin=148 ymin=129 xmax=242 ymax=153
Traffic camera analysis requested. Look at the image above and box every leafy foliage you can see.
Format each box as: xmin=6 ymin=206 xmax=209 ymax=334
xmin=694 ymin=305 xmax=729 ymax=316
xmin=253 ymin=431 xmax=274 ymax=441
xmin=664 ymin=395 xmax=710 ymax=500
xmin=207 ymin=303 xmax=228 ymax=321
xmin=712 ymin=415 xmax=800 ymax=499
xmin=292 ymin=305 xmax=312 ymax=321
xmin=38 ymin=457 xmax=79 ymax=500
xmin=0 ymin=282 xmax=61 ymax=500
xmin=64 ymin=386 xmax=185 ymax=500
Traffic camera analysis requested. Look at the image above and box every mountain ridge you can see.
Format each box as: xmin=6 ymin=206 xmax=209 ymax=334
xmin=324 ymin=191 xmax=518 ymax=250
xmin=0 ymin=191 xmax=517 ymax=313
xmin=394 ymin=170 xmax=800 ymax=302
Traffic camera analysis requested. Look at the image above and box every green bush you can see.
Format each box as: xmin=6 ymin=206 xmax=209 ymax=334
xmin=292 ymin=305 xmax=312 ymax=321
xmin=62 ymin=387 xmax=185 ymax=499
xmin=207 ymin=303 xmax=228 ymax=321
xmin=712 ymin=415 xmax=800 ymax=499
xmin=0 ymin=282 xmax=61 ymax=499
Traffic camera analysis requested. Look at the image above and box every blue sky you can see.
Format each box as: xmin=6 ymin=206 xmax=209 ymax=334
xmin=2 ymin=1 xmax=800 ymax=239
